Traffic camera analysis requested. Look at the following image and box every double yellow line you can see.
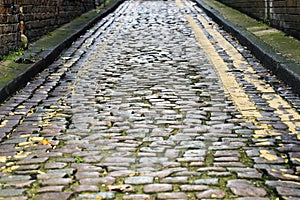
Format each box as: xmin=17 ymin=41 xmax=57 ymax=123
xmin=176 ymin=0 xmax=300 ymax=140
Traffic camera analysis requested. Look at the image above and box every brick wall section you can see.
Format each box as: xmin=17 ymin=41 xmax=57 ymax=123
xmin=216 ymin=0 xmax=300 ymax=40
xmin=0 ymin=1 xmax=19 ymax=57
xmin=0 ymin=0 xmax=95 ymax=57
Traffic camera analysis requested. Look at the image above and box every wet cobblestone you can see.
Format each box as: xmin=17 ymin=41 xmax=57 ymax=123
xmin=0 ymin=0 xmax=300 ymax=199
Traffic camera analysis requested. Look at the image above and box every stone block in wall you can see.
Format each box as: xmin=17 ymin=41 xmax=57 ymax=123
xmin=286 ymin=7 xmax=300 ymax=14
xmin=22 ymin=13 xmax=33 ymax=21
xmin=1 ymin=0 xmax=95 ymax=58
xmin=26 ymin=20 xmax=46 ymax=29
xmin=216 ymin=0 xmax=300 ymax=40
xmin=272 ymin=1 xmax=286 ymax=9
xmin=0 ymin=14 xmax=7 ymax=23
xmin=0 ymin=24 xmax=18 ymax=34
xmin=2 ymin=33 xmax=17 ymax=43
xmin=287 ymin=0 xmax=298 ymax=7
xmin=272 ymin=8 xmax=287 ymax=15
xmin=0 ymin=7 xmax=10 ymax=14
xmin=7 ymin=14 xmax=18 ymax=23
xmin=2 ymin=0 xmax=15 ymax=4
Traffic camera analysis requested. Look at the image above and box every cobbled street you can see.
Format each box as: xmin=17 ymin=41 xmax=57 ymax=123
xmin=1 ymin=0 xmax=300 ymax=199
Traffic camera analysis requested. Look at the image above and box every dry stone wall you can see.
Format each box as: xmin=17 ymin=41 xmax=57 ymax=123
xmin=216 ymin=0 xmax=300 ymax=40
xmin=0 ymin=0 xmax=95 ymax=57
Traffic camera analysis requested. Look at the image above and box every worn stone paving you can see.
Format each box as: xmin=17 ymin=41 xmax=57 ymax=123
xmin=1 ymin=0 xmax=300 ymax=199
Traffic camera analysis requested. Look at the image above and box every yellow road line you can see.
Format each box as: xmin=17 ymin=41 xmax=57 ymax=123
xmin=196 ymin=10 xmax=300 ymax=135
xmin=178 ymin=0 xmax=300 ymax=139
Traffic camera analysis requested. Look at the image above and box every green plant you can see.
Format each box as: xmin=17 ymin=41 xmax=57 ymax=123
xmin=75 ymin=156 xmax=84 ymax=163
xmin=0 ymin=48 xmax=24 ymax=61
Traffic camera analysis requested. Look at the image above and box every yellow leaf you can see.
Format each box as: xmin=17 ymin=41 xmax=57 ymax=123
xmin=6 ymin=133 xmax=12 ymax=139
xmin=0 ymin=120 xmax=8 ymax=128
xmin=39 ymin=122 xmax=52 ymax=127
xmin=256 ymin=141 xmax=271 ymax=146
xmin=40 ymin=139 xmax=52 ymax=146
xmin=37 ymin=170 xmax=45 ymax=174
xmin=106 ymin=121 xmax=112 ymax=128
xmin=15 ymin=112 xmax=26 ymax=115
xmin=292 ymin=158 xmax=300 ymax=163
xmin=6 ymin=162 xmax=15 ymax=167
xmin=19 ymin=118 xmax=24 ymax=125
xmin=14 ymin=151 xmax=31 ymax=159
xmin=30 ymin=137 xmax=44 ymax=142
xmin=11 ymin=165 xmax=20 ymax=171
xmin=56 ymin=113 xmax=69 ymax=117
xmin=27 ymin=108 xmax=35 ymax=117
xmin=0 ymin=156 xmax=6 ymax=163
xmin=260 ymin=150 xmax=277 ymax=161
xmin=2 ymin=165 xmax=20 ymax=173
xmin=18 ymin=142 xmax=32 ymax=147
xmin=20 ymin=134 xmax=30 ymax=138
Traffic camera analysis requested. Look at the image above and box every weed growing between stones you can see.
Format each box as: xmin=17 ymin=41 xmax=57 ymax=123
xmin=218 ymin=175 xmax=237 ymax=199
xmin=25 ymin=181 xmax=40 ymax=199
xmin=0 ymin=48 xmax=24 ymax=61
xmin=204 ymin=150 xmax=214 ymax=167
xmin=239 ymin=149 xmax=254 ymax=167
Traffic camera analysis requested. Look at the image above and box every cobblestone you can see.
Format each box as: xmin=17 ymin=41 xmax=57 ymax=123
xmin=227 ymin=179 xmax=267 ymax=197
xmin=143 ymin=184 xmax=173 ymax=193
xmin=0 ymin=0 xmax=300 ymax=199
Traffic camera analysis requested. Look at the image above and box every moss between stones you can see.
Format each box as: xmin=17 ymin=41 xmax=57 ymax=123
xmin=0 ymin=0 xmax=119 ymax=101
xmin=0 ymin=61 xmax=30 ymax=89
xmin=201 ymin=0 xmax=300 ymax=65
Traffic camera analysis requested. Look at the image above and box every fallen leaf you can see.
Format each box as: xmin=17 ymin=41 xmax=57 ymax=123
xmin=2 ymin=165 xmax=20 ymax=173
xmin=292 ymin=158 xmax=300 ymax=163
xmin=0 ymin=156 xmax=6 ymax=163
xmin=283 ymin=174 xmax=299 ymax=179
xmin=260 ymin=150 xmax=277 ymax=161
xmin=6 ymin=133 xmax=12 ymax=139
xmin=30 ymin=137 xmax=44 ymax=142
xmin=106 ymin=121 xmax=112 ymax=128
xmin=37 ymin=170 xmax=45 ymax=174
xmin=40 ymin=139 xmax=52 ymax=145
xmin=18 ymin=141 xmax=32 ymax=147
xmin=107 ymin=184 xmax=134 ymax=192
xmin=0 ymin=120 xmax=8 ymax=128
xmin=14 ymin=151 xmax=31 ymax=159
xmin=20 ymin=134 xmax=30 ymax=138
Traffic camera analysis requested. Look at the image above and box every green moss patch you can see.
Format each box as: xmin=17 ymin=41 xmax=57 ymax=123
xmin=201 ymin=0 xmax=300 ymax=65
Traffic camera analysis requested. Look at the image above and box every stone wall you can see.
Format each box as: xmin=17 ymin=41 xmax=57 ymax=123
xmin=216 ymin=0 xmax=300 ymax=40
xmin=0 ymin=0 xmax=95 ymax=57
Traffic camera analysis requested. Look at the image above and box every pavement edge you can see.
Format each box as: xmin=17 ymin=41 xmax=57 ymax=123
xmin=193 ymin=0 xmax=300 ymax=94
xmin=0 ymin=0 xmax=124 ymax=104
